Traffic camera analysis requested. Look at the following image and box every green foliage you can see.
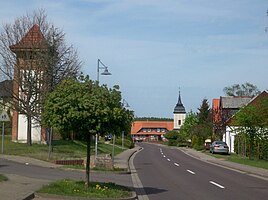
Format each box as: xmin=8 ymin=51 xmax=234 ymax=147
xmin=233 ymin=97 xmax=268 ymax=160
xmin=198 ymin=99 xmax=210 ymax=124
xmin=134 ymin=117 xmax=173 ymax=121
xmin=180 ymin=111 xmax=198 ymax=139
xmin=191 ymin=135 xmax=204 ymax=150
xmin=0 ymin=174 xmax=8 ymax=182
xmin=115 ymin=137 xmax=134 ymax=149
xmin=223 ymin=82 xmax=260 ymax=97
xmin=42 ymin=76 xmax=133 ymax=137
xmin=165 ymin=130 xmax=180 ymax=146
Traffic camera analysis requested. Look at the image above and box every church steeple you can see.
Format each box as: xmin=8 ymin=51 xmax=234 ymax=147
xmin=174 ymin=90 xmax=186 ymax=114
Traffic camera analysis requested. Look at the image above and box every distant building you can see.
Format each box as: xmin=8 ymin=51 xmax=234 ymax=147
xmin=131 ymin=121 xmax=174 ymax=142
xmin=131 ymin=91 xmax=186 ymax=141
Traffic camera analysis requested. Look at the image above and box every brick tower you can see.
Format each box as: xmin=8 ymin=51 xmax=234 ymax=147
xmin=10 ymin=24 xmax=47 ymax=143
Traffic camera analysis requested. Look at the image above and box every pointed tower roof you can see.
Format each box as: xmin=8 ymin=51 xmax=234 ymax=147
xmin=10 ymin=24 xmax=47 ymax=51
xmin=174 ymin=91 xmax=186 ymax=114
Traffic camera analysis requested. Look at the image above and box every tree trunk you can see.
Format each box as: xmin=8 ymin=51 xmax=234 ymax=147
xmin=27 ymin=115 xmax=32 ymax=146
xmin=86 ymin=133 xmax=91 ymax=187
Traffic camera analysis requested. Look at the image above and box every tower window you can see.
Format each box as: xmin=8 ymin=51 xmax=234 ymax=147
xmin=178 ymin=120 xmax=181 ymax=125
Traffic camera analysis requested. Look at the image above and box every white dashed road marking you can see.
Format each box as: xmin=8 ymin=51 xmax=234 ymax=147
xmin=209 ymin=181 xmax=225 ymax=189
xmin=174 ymin=163 xmax=180 ymax=167
xmin=163 ymin=155 xmax=166 ymax=158
xmin=187 ymin=170 xmax=196 ymax=175
xmin=167 ymin=158 xmax=171 ymax=162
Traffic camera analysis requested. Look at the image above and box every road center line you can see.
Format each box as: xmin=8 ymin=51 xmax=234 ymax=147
xmin=209 ymin=181 xmax=225 ymax=189
xmin=163 ymin=155 xmax=166 ymax=158
xmin=167 ymin=158 xmax=171 ymax=161
xmin=187 ymin=169 xmax=195 ymax=175
xmin=174 ymin=163 xmax=180 ymax=167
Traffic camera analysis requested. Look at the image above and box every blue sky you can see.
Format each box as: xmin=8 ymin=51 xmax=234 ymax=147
xmin=1 ymin=0 xmax=268 ymax=118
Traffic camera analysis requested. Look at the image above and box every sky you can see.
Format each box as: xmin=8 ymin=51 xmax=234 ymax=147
xmin=0 ymin=0 xmax=268 ymax=118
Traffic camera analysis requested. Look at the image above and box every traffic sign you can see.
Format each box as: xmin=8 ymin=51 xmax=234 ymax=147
xmin=0 ymin=111 xmax=10 ymax=122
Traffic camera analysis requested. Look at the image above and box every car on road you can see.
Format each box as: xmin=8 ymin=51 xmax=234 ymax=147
xmin=210 ymin=141 xmax=229 ymax=154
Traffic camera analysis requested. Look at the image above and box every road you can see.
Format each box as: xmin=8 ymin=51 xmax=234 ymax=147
xmin=133 ymin=143 xmax=268 ymax=200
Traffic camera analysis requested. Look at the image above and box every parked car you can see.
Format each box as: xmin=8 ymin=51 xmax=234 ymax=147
xmin=210 ymin=141 xmax=229 ymax=154
xmin=104 ymin=134 xmax=112 ymax=141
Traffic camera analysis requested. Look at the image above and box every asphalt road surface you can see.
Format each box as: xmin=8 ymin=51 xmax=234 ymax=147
xmin=133 ymin=143 xmax=268 ymax=200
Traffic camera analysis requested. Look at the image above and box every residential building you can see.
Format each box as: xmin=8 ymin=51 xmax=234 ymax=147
xmin=224 ymin=91 xmax=268 ymax=153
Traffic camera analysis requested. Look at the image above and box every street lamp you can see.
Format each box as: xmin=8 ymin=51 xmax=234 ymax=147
xmin=121 ymin=99 xmax=130 ymax=149
xmin=95 ymin=59 xmax=112 ymax=160
xmin=97 ymin=59 xmax=112 ymax=82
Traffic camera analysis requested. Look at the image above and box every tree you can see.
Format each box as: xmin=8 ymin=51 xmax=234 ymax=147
xmin=42 ymin=76 xmax=133 ymax=186
xmin=191 ymin=99 xmax=213 ymax=149
xmin=223 ymin=82 xmax=260 ymax=97
xmin=180 ymin=111 xmax=198 ymax=140
xmin=0 ymin=9 xmax=81 ymax=145
xmin=233 ymin=97 xmax=268 ymax=159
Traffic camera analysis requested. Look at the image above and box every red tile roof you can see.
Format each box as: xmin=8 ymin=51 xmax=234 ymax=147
xmin=131 ymin=121 xmax=174 ymax=135
xmin=10 ymin=24 xmax=47 ymax=50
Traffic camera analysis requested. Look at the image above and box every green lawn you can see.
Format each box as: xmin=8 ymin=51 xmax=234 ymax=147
xmin=1 ymin=135 xmax=125 ymax=161
xmin=204 ymin=151 xmax=268 ymax=170
xmin=37 ymin=179 xmax=132 ymax=199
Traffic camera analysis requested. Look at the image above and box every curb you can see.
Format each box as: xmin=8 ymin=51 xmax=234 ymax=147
xmin=21 ymin=192 xmax=35 ymax=200
xmin=35 ymin=190 xmax=137 ymax=200
xmin=127 ymin=147 xmax=143 ymax=173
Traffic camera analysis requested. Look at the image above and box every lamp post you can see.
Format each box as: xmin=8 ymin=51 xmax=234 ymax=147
xmin=97 ymin=59 xmax=112 ymax=82
xmin=121 ymin=99 xmax=130 ymax=149
xmin=95 ymin=59 xmax=112 ymax=159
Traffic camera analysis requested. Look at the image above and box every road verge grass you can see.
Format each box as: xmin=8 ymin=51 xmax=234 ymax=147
xmin=1 ymin=135 xmax=125 ymax=161
xmin=0 ymin=174 xmax=8 ymax=182
xmin=204 ymin=151 xmax=268 ymax=170
xmin=37 ymin=179 xmax=132 ymax=199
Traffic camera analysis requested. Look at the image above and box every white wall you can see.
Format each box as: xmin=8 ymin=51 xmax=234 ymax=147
xmin=174 ymin=113 xmax=186 ymax=130
xmin=18 ymin=114 xmax=41 ymax=143
xmin=223 ymin=126 xmax=237 ymax=153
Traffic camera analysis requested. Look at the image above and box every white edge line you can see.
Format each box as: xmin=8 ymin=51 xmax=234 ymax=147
xmin=209 ymin=181 xmax=225 ymax=189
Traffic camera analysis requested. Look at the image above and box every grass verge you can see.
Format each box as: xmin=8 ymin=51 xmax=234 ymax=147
xmin=0 ymin=174 xmax=8 ymax=182
xmin=1 ymin=135 xmax=125 ymax=161
xmin=205 ymin=151 xmax=268 ymax=170
xmin=37 ymin=179 xmax=132 ymax=199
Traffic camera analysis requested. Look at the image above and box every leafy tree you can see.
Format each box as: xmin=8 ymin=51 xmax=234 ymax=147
xmin=223 ymin=82 xmax=260 ymax=97
xmin=180 ymin=111 xmax=198 ymax=140
xmin=0 ymin=9 xmax=81 ymax=145
xmin=42 ymin=76 xmax=133 ymax=186
xmin=233 ymin=97 xmax=268 ymax=159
